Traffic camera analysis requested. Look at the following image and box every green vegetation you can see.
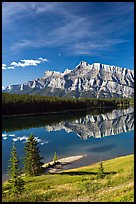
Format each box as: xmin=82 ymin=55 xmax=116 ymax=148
xmin=3 ymin=154 xmax=134 ymax=202
xmin=8 ymin=142 xmax=24 ymax=196
xmin=97 ymin=162 xmax=105 ymax=179
xmin=24 ymin=134 xmax=44 ymax=176
xmin=2 ymin=92 xmax=132 ymax=116
xmin=53 ymin=152 xmax=58 ymax=164
xmin=129 ymin=98 xmax=134 ymax=106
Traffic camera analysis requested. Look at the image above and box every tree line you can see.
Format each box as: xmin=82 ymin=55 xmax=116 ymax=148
xmin=2 ymin=93 xmax=131 ymax=116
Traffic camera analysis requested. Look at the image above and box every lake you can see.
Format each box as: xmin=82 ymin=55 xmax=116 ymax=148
xmin=2 ymin=106 xmax=134 ymax=182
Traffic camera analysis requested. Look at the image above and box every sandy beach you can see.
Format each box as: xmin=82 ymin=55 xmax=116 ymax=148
xmin=42 ymin=154 xmax=87 ymax=173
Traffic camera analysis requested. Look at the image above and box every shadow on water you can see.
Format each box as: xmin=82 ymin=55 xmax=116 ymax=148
xmin=2 ymin=107 xmax=117 ymax=132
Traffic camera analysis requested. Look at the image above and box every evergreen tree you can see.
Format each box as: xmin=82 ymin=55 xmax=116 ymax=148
xmin=8 ymin=142 xmax=24 ymax=195
xmin=53 ymin=152 xmax=58 ymax=163
xmin=2 ymin=92 xmax=131 ymax=116
xmin=24 ymin=134 xmax=44 ymax=176
xmin=97 ymin=162 xmax=105 ymax=179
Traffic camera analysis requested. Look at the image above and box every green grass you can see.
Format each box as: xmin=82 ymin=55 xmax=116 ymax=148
xmin=2 ymin=154 xmax=134 ymax=202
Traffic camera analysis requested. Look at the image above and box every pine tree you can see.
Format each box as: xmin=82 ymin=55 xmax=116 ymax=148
xmin=53 ymin=152 xmax=58 ymax=164
xmin=97 ymin=162 xmax=105 ymax=179
xmin=8 ymin=142 xmax=24 ymax=195
xmin=24 ymin=134 xmax=44 ymax=176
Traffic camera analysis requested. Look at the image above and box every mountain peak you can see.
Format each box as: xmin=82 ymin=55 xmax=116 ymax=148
xmin=63 ymin=69 xmax=72 ymax=75
xmin=4 ymin=61 xmax=134 ymax=98
xmin=79 ymin=61 xmax=89 ymax=66
xmin=75 ymin=61 xmax=89 ymax=70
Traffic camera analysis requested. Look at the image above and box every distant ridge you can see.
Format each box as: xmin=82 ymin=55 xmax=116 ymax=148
xmin=4 ymin=61 xmax=134 ymax=98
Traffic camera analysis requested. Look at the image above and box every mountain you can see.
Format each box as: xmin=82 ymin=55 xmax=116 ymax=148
xmin=4 ymin=61 xmax=134 ymax=98
xmin=46 ymin=107 xmax=134 ymax=140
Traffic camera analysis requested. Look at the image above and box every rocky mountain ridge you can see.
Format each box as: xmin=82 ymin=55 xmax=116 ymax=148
xmin=4 ymin=61 xmax=134 ymax=98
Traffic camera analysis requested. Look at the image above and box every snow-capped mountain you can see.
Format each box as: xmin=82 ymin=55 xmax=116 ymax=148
xmin=4 ymin=61 xmax=134 ymax=98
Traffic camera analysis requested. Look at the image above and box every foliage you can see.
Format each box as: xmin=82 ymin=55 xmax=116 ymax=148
xmin=8 ymin=142 xmax=24 ymax=195
xmin=53 ymin=152 xmax=58 ymax=163
xmin=2 ymin=92 xmax=131 ymax=116
xmin=3 ymin=154 xmax=134 ymax=202
xmin=24 ymin=134 xmax=44 ymax=176
xmin=97 ymin=162 xmax=105 ymax=179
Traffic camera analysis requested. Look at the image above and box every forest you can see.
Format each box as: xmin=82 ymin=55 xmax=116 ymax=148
xmin=2 ymin=93 xmax=131 ymax=116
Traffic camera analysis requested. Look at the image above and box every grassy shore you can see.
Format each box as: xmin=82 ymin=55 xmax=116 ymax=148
xmin=2 ymin=154 xmax=134 ymax=202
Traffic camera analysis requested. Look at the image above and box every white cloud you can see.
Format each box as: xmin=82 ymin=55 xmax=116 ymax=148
xmin=2 ymin=57 xmax=48 ymax=71
xmin=13 ymin=138 xmax=18 ymax=142
xmin=7 ymin=66 xmax=15 ymax=69
xmin=2 ymin=133 xmax=7 ymax=137
xmin=2 ymin=2 xmax=60 ymax=25
xmin=11 ymin=60 xmax=40 ymax=67
xmin=2 ymin=64 xmax=7 ymax=69
xmin=3 ymin=2 xmax=134 ymax=57
xmin=2 ymin=64 xmax=15 ymax=70
xmin=10 ymin=57 xmax=48 ymax=68
xmin=11 ymin=6 xmax=133 ymax=56
xmin=8 ymin=134 xmax=15 ymax=137
xmin=38 ymin=57 xmax=48 ymax=62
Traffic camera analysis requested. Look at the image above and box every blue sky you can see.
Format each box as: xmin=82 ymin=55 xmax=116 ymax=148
xmin=2 ymin=2 xmax=134 ymax=88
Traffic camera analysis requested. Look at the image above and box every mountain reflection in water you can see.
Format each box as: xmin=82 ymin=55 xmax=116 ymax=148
xmin=45 ymin=107 xmax=134 ymax=139
xmin=2 ymin=107 xmax=134 ymax=143
xmin=2 ymin=106 xmax=134 ymax=182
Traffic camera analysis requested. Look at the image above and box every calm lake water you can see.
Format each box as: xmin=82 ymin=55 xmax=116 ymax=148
xmin=2 ymin=107 xmax=134 ymax=182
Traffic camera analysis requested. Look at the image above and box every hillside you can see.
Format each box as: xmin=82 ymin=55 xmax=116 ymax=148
xmin=2 ymin=154 xmax=134 ymax=202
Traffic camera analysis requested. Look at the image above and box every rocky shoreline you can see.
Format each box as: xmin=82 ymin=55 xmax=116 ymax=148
xmin=42 ymin=154 xmax=87 ymax=173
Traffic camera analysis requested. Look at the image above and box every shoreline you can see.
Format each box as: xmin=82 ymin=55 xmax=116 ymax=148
xmin=2 ymin=109 xmax=88 ymax=118
xmin=42 ymin=154 xmax=87 ymax=173
xmin=2 ymin=154 xmax=134 ymax=202
xmin=2 ymin=153 xmax=133 ymax=183
xmin=2 ymin=154 xmax=87 ymax=183
xmin=2 ymin=106 xmax=123 ymax=118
